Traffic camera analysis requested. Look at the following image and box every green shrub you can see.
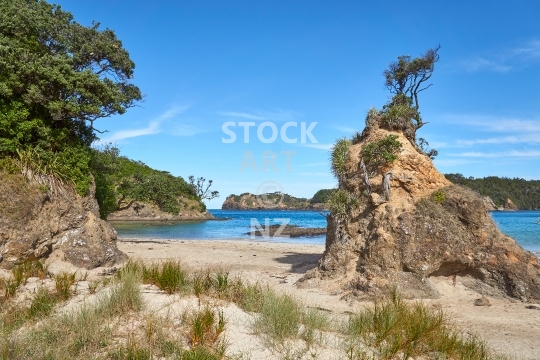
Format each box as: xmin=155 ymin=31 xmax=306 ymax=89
xmin=432 ymin=189 xmax=446 ymax=204
xmin=328 ymin=189 xmax=358 ymax=219
xmin=331 ymin=138 xmax=351 ymax=185
xmin=360 ymin=134 xmax=403 ymax=176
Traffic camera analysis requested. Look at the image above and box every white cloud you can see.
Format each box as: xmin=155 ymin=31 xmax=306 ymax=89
xmin=218 ymin=109 xmax=301 ymax=122
xmin=460 ymin=39 xmax=540 ymax=73
xmin=297 ymin=172 xmax=331 ymax=176
xmin=461 ymin=57 xmax=512 ymax=73
xmin=302 ymin=143 xmax=333 ymax=151
xmin=99 ymin=105 xmax=189 ymax=143
xmin=456 ymin=134 xmax=540 ymax=146
xmin=452 ymin=150 xmax=540 ymax=158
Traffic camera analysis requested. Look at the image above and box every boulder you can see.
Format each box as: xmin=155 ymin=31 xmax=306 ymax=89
xmin=0 ymin=171 xmax=125 ymax=269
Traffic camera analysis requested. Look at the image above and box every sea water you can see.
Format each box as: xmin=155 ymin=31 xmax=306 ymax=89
xmin=112 ymin=209 xmax=540 ymax=252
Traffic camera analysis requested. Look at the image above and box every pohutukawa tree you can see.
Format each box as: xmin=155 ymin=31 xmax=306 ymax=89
xmin=0 ymin=0 xmax=142 ymax=194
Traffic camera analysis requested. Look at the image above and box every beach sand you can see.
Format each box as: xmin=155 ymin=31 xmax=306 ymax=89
xmin=116 ymin=238 xmax=540 ymax=359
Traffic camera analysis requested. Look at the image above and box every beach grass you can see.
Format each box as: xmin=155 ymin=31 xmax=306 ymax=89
xmin=0 ymin=260 xmax=509 ymax=359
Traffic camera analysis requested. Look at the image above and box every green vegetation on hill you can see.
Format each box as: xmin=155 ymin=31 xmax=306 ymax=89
xmin=310 ymin=189 xmax=334 ymax=204
xmin=445 ymin=173 xmax=540 ymax=210
xmin=91 ymin=145 xmax=207 ymax=219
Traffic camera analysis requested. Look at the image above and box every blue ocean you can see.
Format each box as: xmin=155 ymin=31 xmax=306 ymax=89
xmin=112 ymin=209 xmax=540 ymax=253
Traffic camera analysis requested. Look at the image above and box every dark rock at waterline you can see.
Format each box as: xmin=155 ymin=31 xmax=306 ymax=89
xmin=247 ymin=224 xmax=326 ymax=238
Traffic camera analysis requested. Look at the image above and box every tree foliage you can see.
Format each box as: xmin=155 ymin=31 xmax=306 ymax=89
xmin=360 ymin=134 xmax=403 ymax=176
xmin=0 ymin=0 xmax=141 ymax=194
xmin=90 ymin=145 xmax=209 ymax=219
xmin=188 ymin=176 xmax=219 ymax=201
xmin=445 ymin=173 xmax=540 ymax=210
xmin=384 ymin=46 xmax=440 ymax=110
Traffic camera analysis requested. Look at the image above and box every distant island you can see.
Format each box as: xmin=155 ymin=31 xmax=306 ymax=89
xmin=222 ymin=175 xmax=540 ymax=211
xmin=221 ymin=189 xmax=333 ymax=210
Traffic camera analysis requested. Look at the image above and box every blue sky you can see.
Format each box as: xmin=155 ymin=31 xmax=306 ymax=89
xmin=57 ymin=0 xmax=540 ymax=208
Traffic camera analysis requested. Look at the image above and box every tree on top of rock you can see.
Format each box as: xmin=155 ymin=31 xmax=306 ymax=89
xmin=364 ymin=46 xmax=440 ymax=156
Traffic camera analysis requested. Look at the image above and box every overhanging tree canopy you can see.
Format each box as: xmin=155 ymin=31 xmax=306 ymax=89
xmin=0 ymin=0 xmax=142 ymax=194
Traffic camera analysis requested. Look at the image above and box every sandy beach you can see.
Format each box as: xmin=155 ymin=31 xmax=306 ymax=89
xmin=116 ymin=238 xmax=540 ymax=359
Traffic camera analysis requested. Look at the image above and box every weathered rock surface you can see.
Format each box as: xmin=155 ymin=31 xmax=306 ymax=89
xmin=107 ymin=200 xmax=214 ymax=221
xmin=302 ymin=128 xmax=540 ymax=300
xmin=0 ymin=172 xmax=125 ymax=269
xmin=504 ymin=198 xmax=518 ymax=210
xmin=482 ymin=196 xmax=498 ymax=211
xmin=247 ymin=224 xmax=327 ymax=238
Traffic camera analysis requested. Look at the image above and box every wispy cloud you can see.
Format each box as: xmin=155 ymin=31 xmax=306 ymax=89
xmin=218 ymin=109 xmax=301 ymax=122
xmin=303 ymin=143 xmax=333 ymax=151
xmin=98 ymin=106 xmax=189 ymax=143
xmin=452 ymin=150 xmax=540 ymax=158
xmin=171 ymin=124 xmax=206 ymax=137
xmin=460 ymin=39 xmax=540 ymax=73
xmin=297 ymin=172 xmax=331 ymax=176
xmin=456 ymin=134 xmax=540 ymax=146
xmin=440 ymin=114 xmax=540 ymax=148
xmin=461 ymin=57 xmax=512 ymax=73
xmin=335 ymin=125 xmax=357 ymax=134
xmin=300 ymin=162 xmax=329 ymax=167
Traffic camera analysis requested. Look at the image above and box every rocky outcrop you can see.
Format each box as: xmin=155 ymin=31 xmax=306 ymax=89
xmin=247 ymin=224 xmax=326 ymax=238
xmin=0 ymin=171 xmax=125 ymax=269
xmin=302 ymin=127 xmax=540 ymax=301
xmin=482 ymin=196 xmax=498 ymax=211
xmin=107 ymin=200 xmax=214 ymax=221
xmin=504 ymin=198 xmax=518 ymax=210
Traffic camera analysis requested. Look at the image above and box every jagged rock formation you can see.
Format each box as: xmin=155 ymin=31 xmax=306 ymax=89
xmin=108 ymin=199 xmax=214 ymax=221
xmin=302 ymin=127 xmax=540 ymax=300
xmin=222 ymin=192 xmax=328 ymax=210
xmin=0 ymin=171 xmax=125 ymax=269
xmin=482 ymin=196 xmax=498 ymax=211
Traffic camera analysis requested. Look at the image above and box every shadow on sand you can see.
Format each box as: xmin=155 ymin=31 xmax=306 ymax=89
xmin=274 ymin=252 xmax=322 ymax=274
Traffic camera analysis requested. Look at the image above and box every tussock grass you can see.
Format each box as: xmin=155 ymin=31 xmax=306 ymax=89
xmin=253 ymin=290 xmax=302 ymax=345
xmin=342 ymin=290 xmax=494 ymax=360
xmin=54 ymin=271 xmax=77 ymax=300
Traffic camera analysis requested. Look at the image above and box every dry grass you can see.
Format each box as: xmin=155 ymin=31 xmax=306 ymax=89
xmin=0 ymin=260 xmax=508 ymax=360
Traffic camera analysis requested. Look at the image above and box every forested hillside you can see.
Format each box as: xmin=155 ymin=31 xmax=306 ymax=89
xmin=445 ymin=173 xmax=540 ymax=210
xmin=91 ymin=145 xmax=206 ymax=219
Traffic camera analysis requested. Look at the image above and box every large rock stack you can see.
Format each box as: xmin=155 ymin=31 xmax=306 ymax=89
xmin=303 ymin=125 xmax=540 ymax=300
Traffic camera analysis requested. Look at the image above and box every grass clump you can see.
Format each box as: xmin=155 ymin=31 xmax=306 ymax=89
xmin=55 ymin=272 xmax=77 ymax=300
xmin=328 ymin=188 xmax=358 ymax=220
xmin=360 ymin=134 xmax=402 ymax=176
xmin=253 ymin=290 xmax=302 ymax=345
xmin=343 ymin=290 xmax=493 ymax=360
xmin=331 ymin=138 xmax=352 ymax=186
